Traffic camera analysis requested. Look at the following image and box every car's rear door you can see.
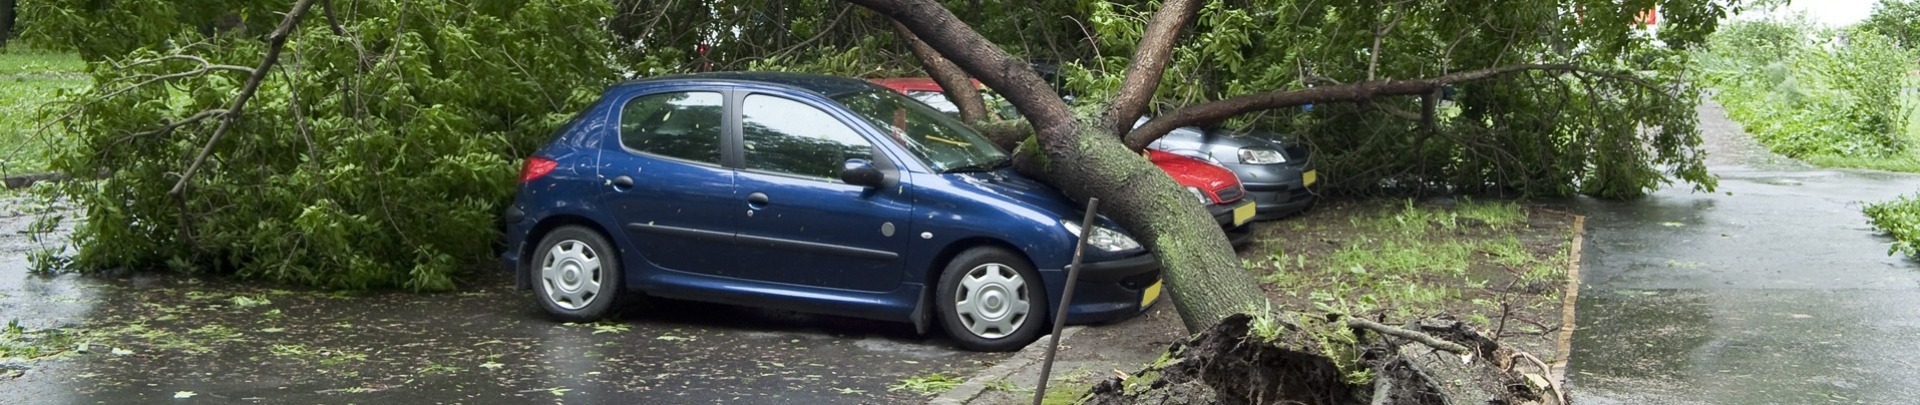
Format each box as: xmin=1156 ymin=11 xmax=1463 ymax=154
xmin=597 ymin=87 xmax=745 ymax=277
xmin=728 ymin=92 xmax=912 ymax=292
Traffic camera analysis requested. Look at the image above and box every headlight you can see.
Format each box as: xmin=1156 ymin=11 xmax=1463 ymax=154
xmin=1185 ymin=186 xmax=1211 ymax=204
xmin=1061 ymin=221 xmax=1144 ymax=252
xmin=1238 ymin=147 xmax=1287 ymax=164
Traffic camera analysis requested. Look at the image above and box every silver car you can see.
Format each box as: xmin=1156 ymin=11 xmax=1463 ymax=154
xmin=1145 ymin=122 xmax=1317 ymax=221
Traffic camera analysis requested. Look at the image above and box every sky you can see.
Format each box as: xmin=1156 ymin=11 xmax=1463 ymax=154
xmin=1776 ymin=0 xmax=1877 ymax=27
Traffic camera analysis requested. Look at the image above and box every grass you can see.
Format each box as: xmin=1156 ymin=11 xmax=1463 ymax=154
xmin=1246 ymin=199 xmax=1573 ymax=322
xmin=0 ymin=46 xmax=88 ymax=176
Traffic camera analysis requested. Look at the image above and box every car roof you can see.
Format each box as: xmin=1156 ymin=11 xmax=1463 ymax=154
xmin=616 ymin=72 xmax=881 ymax=97
xmin=870 ymin=77 xmax=984 ymax=93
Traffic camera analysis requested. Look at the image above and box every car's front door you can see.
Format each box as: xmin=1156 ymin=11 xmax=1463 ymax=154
xmin=729 ymin=93 xmax=912 ymax=292
xmin=598 ymin=89 xmax=745 ymax=278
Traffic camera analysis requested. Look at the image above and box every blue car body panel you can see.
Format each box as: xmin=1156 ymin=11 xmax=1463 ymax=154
xmin=501 ymin=73 xmax=1158 ymax=330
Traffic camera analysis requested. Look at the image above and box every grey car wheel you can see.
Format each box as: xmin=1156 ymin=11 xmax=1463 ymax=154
xmin=531 ymin=225 xmax=621 ymax=322
xmin=936 ymin=247 xmax=1046 ymax=351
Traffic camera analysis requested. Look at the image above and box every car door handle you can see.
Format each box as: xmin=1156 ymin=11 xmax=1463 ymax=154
xmin=746 ymin=192 xmax=770 ymax=208
xmin=610 ymin=176 xmax=634 ymax=190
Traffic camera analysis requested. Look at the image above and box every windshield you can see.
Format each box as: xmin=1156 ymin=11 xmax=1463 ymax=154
xmin=833 ymin=89 xmax=1009 ymax=173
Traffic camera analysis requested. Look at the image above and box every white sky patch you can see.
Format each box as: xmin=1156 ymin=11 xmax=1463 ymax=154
xmin=1740 ymin=0 xmax=1878 ymax=27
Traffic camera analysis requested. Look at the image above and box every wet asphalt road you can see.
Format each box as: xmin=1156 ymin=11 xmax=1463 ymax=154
xmin=1568 ymin=103 xmax=1920 ymax=404
xmin=0 ymin=196 xmax=1003 ymax=404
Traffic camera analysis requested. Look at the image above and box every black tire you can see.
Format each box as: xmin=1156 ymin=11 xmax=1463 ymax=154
xmin=936 ymin=247 xmax=1048 ymax=352
xmin=529 ymin=225 xmax=622 ymax=322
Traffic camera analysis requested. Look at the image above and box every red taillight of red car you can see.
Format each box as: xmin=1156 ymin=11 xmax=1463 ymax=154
xmin=520 ymin=157 xmax=557 ymax=183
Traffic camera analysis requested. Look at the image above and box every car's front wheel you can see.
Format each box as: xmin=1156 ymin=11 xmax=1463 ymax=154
xmin=531 ymin=225 xmax=622 ymax=322
xmin=936 ymin=247 xmax=1047 ymax=352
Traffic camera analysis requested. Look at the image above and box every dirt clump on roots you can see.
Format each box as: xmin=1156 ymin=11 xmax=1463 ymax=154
xmin=1083 ymin=314 xmax=1560 ymax=405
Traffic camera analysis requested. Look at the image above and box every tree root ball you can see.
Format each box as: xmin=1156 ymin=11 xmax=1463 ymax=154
xmin=1083 ymin=314 xmax=1558 ymax=405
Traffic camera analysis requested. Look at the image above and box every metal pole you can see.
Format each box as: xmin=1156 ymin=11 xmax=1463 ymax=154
xmin=1033 ymin=198 xmax=1099 ymax=405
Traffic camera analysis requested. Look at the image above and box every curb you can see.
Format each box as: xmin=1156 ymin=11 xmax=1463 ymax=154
xmin=1549 ymin=214 xmax=1585 ymax=388
xmin=929 ymin=326 xmax=1087 ymax=405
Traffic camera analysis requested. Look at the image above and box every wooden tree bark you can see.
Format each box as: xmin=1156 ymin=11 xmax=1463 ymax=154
xmin=1100 ymin=0 xmax=1200 ymax=137
xmin=848 ymin=0 xmax=1267 ymax=332
xmin=892 ymin=21 xmax=989 ymax=123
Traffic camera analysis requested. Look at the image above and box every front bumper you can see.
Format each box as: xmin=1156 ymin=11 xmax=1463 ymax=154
xmin=1048 ymin=252 xmax=1163 ymax=324
xmin=1205 ymin=199 xmax=1258 ymax=247
xmin=1245 ymin=181 xmax=1315 ymax=220
xmin=1221 ymin=161 xmax=1317 ymax=221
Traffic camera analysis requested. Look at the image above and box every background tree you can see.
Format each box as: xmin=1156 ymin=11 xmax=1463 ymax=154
xmin=1864 ymin=0 xmax=1920 ymax=48
xmin=1 ymin=0 xmax=14 ymax=48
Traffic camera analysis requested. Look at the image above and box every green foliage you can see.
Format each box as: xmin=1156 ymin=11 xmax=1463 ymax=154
xmin=1865 ymin=193 xmax=1920 ymax=257
xmin=1700 ymin=16 xmax=1919 ymax=165
xmin=1056 ymin=0 xmax=1733 ymax=199
xmin=28 ymin=0 xmax=621 ymax=290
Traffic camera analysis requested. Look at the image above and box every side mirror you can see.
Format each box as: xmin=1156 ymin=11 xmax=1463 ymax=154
xmin=841 ymin=159 xmax=885 ymax=187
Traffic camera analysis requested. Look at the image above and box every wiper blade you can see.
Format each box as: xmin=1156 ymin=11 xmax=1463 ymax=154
xmin=943 ymin=158 xmax=1011 ymax=173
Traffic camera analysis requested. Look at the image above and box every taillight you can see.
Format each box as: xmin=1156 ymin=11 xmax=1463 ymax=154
xmin=520 ymin=157 xmax=558 ymax=183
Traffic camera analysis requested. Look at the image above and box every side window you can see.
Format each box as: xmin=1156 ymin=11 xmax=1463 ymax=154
xmin=741 ymin=94 xmax=875 ymax=180
xmin=620 ymin=91 xmax=724 ymax=164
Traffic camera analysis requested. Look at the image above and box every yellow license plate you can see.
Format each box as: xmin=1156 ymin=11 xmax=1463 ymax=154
xmin=1232 ymin=203 xmax=1256 ymax=226
xmin=1303 ymin=170 xmax=1318 ymax=186
xmin=1141 ymin=280 xmax=1163 ymax=307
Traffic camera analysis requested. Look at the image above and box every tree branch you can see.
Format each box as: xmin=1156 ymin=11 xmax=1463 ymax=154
xmin=130 ymin=109 xmax=229 ymax=139
xmin=1122 ymin=63 xmax=1654 ymax=150
xmin=98 ymin=55 xmax=254 ymax=102
xmin=1367 ymin=3 xmax=1407 ymax=82
xmin=971 ymin=119 xmax=1030 ymax=151
xmin=1347 ymin=317 xmax=1469 ymax=355
xmin=891 ymin=20 xmax=989 ymax=123
xmin=1101 ymin=0 xmax=1200 ymax=138
xmin=168 ymin=0 xmax=318 ymax=201
xmin=843 ymin=0 xmax=1074 ymax=135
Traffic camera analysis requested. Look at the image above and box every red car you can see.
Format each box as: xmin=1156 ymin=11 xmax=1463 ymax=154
xmin=873 ymin=78 xmax=1256 ymax=245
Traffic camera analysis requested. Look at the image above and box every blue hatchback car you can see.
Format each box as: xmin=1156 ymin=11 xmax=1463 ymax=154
xmin=500 ymin=72 xmax=1164 ymax=351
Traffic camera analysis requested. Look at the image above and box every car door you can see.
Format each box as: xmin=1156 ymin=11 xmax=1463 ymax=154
xmin=597 ymin=89 xmax=746 ymax=278
xmin=730 ymin=92 xmax=912 ymax=292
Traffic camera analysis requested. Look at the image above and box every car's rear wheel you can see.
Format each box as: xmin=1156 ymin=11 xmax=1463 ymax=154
xmin=936 ymin=247 xmax=1046 ymax=352
xmin=531 ymin=225 xmax=621 ymax=322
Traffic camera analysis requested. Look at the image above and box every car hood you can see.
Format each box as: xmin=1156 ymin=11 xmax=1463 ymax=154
xmin=1147 ymin=150 xmax=1238 ymax=196
xmin=945 ymin=168 xmax=1076 ymax=211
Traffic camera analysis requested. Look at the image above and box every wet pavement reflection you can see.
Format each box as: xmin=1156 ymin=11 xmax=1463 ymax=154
xmin=1569 ymin=103 xmax=1920 ymax=404
xmin=0 ymin=194 xmax=1001 ymax=404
